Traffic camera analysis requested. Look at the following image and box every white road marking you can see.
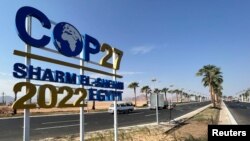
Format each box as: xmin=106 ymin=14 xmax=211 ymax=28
xmin=34 ymin=124 xmax=87 ymax=130
xmin=145 ymin=113 xmax=160 ymax=117
xmin=128 ymin=112 xmax=144 ymax=115
xmin=42 ymin=120 xmax=79 ymax=124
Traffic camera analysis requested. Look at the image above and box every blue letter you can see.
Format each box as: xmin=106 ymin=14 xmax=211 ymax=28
xmin=79 ymin=75 xmax=90 ymax=86
xmin=13 ymin=63 xmax=27 ymax=78
xmin=16 ymin=6 xmax=51 ymax=47
xmin=28 ymin=65 xmax=41 ymax=80
xmin=65 ymin=72 xmax=77 ymax=84
xmin=41 ymin=69 xmax=54 ymax=82
xmin=88 ymin=88 xmax=99 ymax=101
xmin=97 ymin=90 xmax=106 ymax=101
xmin=84 ymin=34 xmax=100 ymax=61
xmin=55 ymin=70 xmax=65 ymax=83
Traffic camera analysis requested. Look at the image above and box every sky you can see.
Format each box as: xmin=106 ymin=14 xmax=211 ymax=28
xmin=0 ymin=0 xmax=250 ymax=99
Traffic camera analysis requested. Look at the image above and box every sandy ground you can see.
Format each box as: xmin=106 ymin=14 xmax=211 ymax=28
xmin=166 ymin=107 xmax=219 ymax=140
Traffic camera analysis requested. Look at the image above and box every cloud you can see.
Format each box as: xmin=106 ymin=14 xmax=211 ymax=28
xmin=130 ymin=46 xmax=154 ymax=55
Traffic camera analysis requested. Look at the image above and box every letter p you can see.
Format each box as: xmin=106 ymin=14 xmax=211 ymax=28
xmin=84 ymin=34 xmax=100 ymax=61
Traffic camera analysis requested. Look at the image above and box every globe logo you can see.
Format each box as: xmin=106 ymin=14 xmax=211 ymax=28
xmin=53 ymin=22 xmax=83 ymax=57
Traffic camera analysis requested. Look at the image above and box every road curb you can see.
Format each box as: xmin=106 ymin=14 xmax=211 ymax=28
xmin=160 ymin=103 xmax=212 ymax=133
xmin=220 ymin=101 xmax=237 ymax=125
xmin=174 ymin=103 xmax=212 ymax=121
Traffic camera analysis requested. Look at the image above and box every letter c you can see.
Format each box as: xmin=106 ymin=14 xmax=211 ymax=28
xmin=16 ymin=6 xmax=51 ymax=47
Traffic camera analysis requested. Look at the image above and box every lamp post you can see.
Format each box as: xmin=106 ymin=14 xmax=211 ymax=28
xmin=2 ymin=92 xmax=4 ymax=104
xmin=151 ymin=78 xmax=159 ymax=125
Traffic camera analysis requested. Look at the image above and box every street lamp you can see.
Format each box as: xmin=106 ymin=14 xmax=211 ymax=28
xmin=2 ymin=92 xmax=5 ymax=104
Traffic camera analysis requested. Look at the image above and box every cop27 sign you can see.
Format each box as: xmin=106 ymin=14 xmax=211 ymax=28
xmin=13 ymin=6 xmax=124 ymax=109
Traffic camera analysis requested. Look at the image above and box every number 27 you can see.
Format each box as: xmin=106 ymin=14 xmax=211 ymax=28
xmin=100 ymin=43 xmax=123 ymax=70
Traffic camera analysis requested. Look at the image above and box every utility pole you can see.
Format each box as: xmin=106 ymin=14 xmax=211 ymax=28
xmin=2 ymin=92 xmax=5 ymax=104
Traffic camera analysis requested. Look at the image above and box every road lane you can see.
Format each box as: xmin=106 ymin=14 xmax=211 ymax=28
xmin=224 ymin=101 xmax=250 ymax=124
xmin=0 ymin=101 xmax=210 ymax=141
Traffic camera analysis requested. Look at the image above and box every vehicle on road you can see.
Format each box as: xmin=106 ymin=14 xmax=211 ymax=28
xmin=168 ymin=102 xmax=176 ymax=109
xmin=108 ymin=102 xmax=134 ymax=114
xmin=232 ymin=99 xmax=240 ymax=103
xmin=149 ymin=94 xmax=168 ymax=109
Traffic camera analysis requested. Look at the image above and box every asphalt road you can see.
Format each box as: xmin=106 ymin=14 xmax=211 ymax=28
xmin=224 ymin=101 xmax=250 ymax=124
xmin=0 ymin=101 xmax=210 ymax=141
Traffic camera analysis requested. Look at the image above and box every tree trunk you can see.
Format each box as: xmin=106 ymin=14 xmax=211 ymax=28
xmin=165 ymin=92 xmax=168 ymax=102
xmin=209 ymin=84 xmax=216 ymax=107
xmin=180 ymin=93 xmax=182 ymax=103
xmin=215 ymin=93 xmax=218 ymax=104
xmin=92 ymin=100 xmax=95 ymax=110
xmin=134 ymin=88 xmax=137 ymax=107
xmin=176 ymin=93 xmax=178 ymax=103
xmin=212 ymin=87 xmax=216 ymax=107
xmin=146 ymin=93 xmax=148 ymax=105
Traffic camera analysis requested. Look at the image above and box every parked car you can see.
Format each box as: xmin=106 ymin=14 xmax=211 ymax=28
xmin=108 ymin=102 xmax=134 ymax=114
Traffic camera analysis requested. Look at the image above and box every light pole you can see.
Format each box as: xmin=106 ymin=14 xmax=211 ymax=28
xmin=151 ymin=78 xmax=159 ymax=125
xmin=2 ymin=92 xmax=4 ymax=104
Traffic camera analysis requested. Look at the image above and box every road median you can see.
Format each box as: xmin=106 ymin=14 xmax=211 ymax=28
xmin=218 ymin=101 xmax=237 ymax=125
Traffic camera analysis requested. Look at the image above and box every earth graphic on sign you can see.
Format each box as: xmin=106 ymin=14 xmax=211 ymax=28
xmin=53 ymin=22 xmax=83 ymax=57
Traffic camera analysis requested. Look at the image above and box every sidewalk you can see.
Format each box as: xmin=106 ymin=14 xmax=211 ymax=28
xmin=218 ymin=101 xmax=237 ymax=125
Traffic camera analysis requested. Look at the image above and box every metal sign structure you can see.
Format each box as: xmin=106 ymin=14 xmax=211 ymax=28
xmin=13 ymin=6 xmax=124 ymax=141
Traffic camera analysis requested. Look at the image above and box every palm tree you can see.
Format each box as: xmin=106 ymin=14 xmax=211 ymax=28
xmin=161 ymin=88 xmax=169 ymax=101
xmin=197 ymin=95 xmax=201 ymax=102
xmin=179 ymin=90 xmax=183 ymax=103
xmin=196 ymin=65 xmax=223 ymax=107
xmin=154 ymin=88 xmax=161 ymax=94
xmin=141 ymin=86 xmax=151 ymax=105
xmin=214 ymin=84 xmax=223 ymax=103
xmin=182 ymin=92 xmax=187 ymax=102
xmin=168 ymin=90 xmax=174 ymax=102
xmin=243 ymin=91 xmax=249 ymax=102
xmin=128 ymin=82 xmax=139 ymax=106
xmin=173 ymin=89 xmax=181 ymax=103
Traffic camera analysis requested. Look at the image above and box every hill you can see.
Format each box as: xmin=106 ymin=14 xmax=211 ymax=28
xmin=0 ymin=96 xmax=14 ymax=104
